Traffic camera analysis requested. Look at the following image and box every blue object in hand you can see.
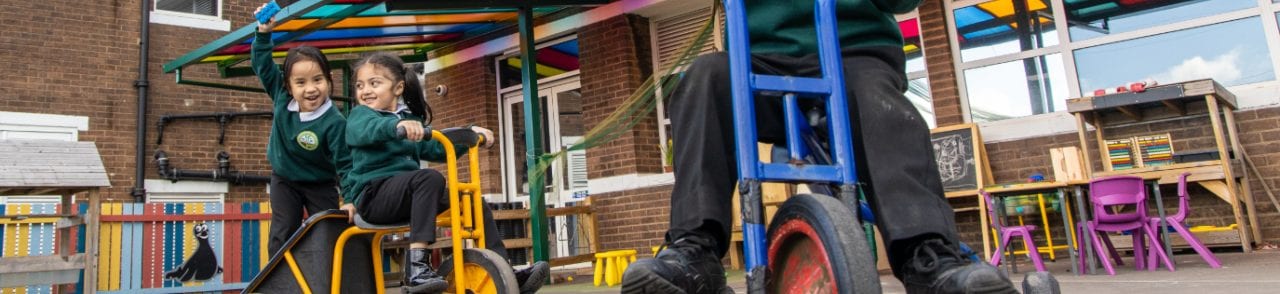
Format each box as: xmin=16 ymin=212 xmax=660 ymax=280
xmin=255 ymin=0 xmax=280 ymax=24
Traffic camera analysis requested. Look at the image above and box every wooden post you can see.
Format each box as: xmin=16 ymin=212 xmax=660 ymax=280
xmin=1075 ymin=113 xmax=1094 ymax=178
xmin=584 ymin=197 xmax=599 ymax=254
xmin=1092 ymin=113 xmax=1110 ymax=172
xmin=978 ymin=192 xmax=990 ymax=259
xmin=59 ymin=192 xmax=74 ymax=258
xmin=1205 ymin=95 xmax=1252 ymax=252
xmin=1222 ymin=103 xmax=1262 ymax=243
xmin=85 ymin=189 xmax=101 ymax=293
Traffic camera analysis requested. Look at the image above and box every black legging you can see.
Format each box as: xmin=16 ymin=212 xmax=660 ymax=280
xmin=357 ymin=169 xmax=508 ymax=258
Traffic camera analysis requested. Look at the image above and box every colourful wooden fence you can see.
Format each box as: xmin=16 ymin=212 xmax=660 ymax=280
xmin=1 ymin=203 xmax=63 ymax=294
xmin=0 ymin=202 xmax=271 ymax=293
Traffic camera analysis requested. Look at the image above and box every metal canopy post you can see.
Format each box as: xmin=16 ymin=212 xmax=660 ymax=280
xmin=517 ymin=6 xmax=550 ymax=263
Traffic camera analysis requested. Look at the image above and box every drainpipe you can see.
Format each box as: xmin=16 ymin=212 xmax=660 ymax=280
xmin=131 ymin=0 xmax=152 ymax=202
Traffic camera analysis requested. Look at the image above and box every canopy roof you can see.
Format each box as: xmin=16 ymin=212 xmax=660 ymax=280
xmin=162 ymin=0 xmax=607 ymax=79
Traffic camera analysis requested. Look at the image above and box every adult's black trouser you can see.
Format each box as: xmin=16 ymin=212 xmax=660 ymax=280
xmin=665 ymin=48 xmax=959 ymax=278
xmin=268 ymin=174 xmax=341 ymax=255
xmin=357 ymin=169 xmax=508 ymax=258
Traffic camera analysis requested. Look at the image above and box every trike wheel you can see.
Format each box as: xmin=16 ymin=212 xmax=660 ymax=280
xmin=767 ymin=194 xmax=880 ymax=294
xmin=437 ymin=248 xmax=520 ymax=294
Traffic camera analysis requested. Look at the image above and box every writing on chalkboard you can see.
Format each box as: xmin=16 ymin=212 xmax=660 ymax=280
xmin=930 ymin=125 xmax=982 ymax=193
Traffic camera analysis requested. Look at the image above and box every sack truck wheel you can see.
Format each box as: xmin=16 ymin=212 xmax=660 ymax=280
xmin=767 ymin=194 xmax=881 ymax=294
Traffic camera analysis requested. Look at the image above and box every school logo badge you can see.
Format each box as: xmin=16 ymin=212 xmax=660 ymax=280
xmin=296 ymin=131 xmax=320 ymax=151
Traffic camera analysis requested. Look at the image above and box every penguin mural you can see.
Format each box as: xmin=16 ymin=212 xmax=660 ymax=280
xmin=165 ymin=223 xmax=223 ymax=282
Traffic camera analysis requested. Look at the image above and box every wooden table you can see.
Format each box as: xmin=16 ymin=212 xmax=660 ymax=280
xmin=1068 ymin=79 xmax=1258 ymax=253
xmin=981 ymin=182 xmax=1079 ymax=274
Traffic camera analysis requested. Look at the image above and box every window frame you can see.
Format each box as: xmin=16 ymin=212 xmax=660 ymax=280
xmin=945 ymin=0 xmax=1280 ymax=141
xmin=149 ymin=0 xmax=231 ymax=31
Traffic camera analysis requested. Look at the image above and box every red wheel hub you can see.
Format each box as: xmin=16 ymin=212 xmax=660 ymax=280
xmin=767 ymin=218 xmax=838 ymax=293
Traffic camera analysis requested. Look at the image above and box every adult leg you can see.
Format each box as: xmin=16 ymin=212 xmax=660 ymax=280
xmin=841 ymin=48 xmax=1016 ymax=293
xmin=626 ymin=52 xmax=801 ymax=294
xmin=665 ymin=52 xmax=798 ymax=257
xmin=838 ymin=50 xmax=959 ymax=274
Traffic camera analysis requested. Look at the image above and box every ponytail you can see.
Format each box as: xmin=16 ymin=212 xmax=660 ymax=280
xmin=401 ymin=65 xmax=432 ymax=125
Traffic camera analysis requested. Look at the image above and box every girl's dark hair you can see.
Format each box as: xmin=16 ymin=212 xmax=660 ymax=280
xmin=353 ymin=52 xmax=432 ymax=124
xmin=281 ymin=46 xmax=334 ymax=93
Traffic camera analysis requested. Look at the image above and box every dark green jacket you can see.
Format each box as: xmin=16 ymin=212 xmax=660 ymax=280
xmin=251 ymin=32 xmax=354 ymax=196
xmin=344 ymin=105 xmax=469 ymax=204
xmin=746 ymin=0 xmax=921 ymax=56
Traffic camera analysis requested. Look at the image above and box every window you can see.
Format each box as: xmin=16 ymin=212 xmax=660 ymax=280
xmin=494 ymin=36 xmax=584 ymax=203
xmin=150 ymin=0 xmax=230 ymax=31
xmin=156 ymin=0 xmax=217 ymax=16
xmin=964 ymin=54 xmax=1068 ymax=121
xmin=1066 ymin=0 xmax=1255 ymax=41
xmin=650 ymin=7 xmax=723 ymax=171
xmin=949 ymin=0 xmax=1280 ymax=125
xmin=1074 ymin=17 xmax=1274 ymax=92
xmin=145 ymin=180 xmax=227 ymax=203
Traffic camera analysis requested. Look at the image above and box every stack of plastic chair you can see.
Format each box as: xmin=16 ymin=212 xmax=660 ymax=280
xmin=1146 ymin=172 xmax=1222 ymax=269
xmin=1078 ymin=175 xmax=1175 ymax=275
xmin=981 ymin=190 xmax=1047 ymax=272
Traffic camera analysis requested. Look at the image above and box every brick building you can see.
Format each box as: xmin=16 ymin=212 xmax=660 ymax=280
xmin=3 ymin=0 xmax=1279 ymax=274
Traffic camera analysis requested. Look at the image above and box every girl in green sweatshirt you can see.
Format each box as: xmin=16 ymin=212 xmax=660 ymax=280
xmin=344 ymin=52 xmax=547 ymax=294
xmin=251 ymin=4 xmax=353 ymax=256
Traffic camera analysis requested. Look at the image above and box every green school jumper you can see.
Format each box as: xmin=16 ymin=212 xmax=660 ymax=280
xmin=343 ymin=105 xmax=469 ymax=205
xmin=745 ymin=0 xmax=920 ymax=56
xmin=252 ymin=32 xmax=354 ymax=195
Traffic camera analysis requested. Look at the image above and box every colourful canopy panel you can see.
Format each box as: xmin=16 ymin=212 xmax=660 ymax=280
xmin=162 ymin=0 xmax=604 ymax=76
xmin=498 ymin=39 xmax=580 ymax=88
xmin=953 ymin=0 xmax=1172 ymax=47
xmin=899 ymin=18 xmax=920 ymax=55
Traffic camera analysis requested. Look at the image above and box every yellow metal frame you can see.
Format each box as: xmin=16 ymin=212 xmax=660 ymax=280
xmin=326 ymin=130 xmax=488 ymax=294
xmin=988 ymin=192 xmax=1078 ymax=260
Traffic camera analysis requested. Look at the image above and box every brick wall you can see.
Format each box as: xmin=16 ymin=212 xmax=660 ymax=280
xmin=1 ymin=0 xmax=276 ymax=202
xmin=423 ymin=58 xmax=505 ymax=194
xmin=577 ymin=14 xmax=663 ymax=178
xmin=919 ymin=0 xmax=965 ymax=127
xmin=592 ymin=185 xmax=672 ymax=252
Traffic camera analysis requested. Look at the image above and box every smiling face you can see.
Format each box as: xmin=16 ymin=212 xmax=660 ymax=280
xmin=353 ymin=64 xmax=404 ymax=112
xmin=287 ymin=60 xmax=331 ymax=112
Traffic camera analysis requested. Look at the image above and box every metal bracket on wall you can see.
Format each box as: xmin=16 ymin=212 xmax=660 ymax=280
xmin=156 ymin=111 xmax=273 ymax=145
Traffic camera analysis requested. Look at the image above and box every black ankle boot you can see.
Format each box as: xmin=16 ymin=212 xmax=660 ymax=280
xmin=901 ymin=239 xmax=1017 ymax=294
xmin=621 ymin=235 xmax=728 ymax=294
xmin=405 ymin=248 xmax=448 ymax=293
xmin=515 ymin=261 xmax=550 ymax=294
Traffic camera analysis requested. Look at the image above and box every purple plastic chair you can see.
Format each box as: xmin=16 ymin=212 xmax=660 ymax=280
xmin=1146 ymin=172 xmax=1222 ymax=269
xmin=1079 ymin=175 xmax=1175 ymax=275
xmin=981 ymin=190 xmax=1047 ymax=272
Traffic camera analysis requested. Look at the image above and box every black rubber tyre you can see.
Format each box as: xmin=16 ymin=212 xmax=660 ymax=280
xmin=766 ymin=194 xmax=880 ymax=294
xmin=437 ymin=248 xmax=520 ymax=294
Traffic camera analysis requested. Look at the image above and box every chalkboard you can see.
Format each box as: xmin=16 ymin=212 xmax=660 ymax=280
xmin=930 ymin=124 xmax=981 ymax=193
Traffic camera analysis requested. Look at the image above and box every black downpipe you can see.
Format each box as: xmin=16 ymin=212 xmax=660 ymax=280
xmin=154 ymin=150 xmax=271 ymax=184
xmin=131 ymin=0 xmax=152 ymax=202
